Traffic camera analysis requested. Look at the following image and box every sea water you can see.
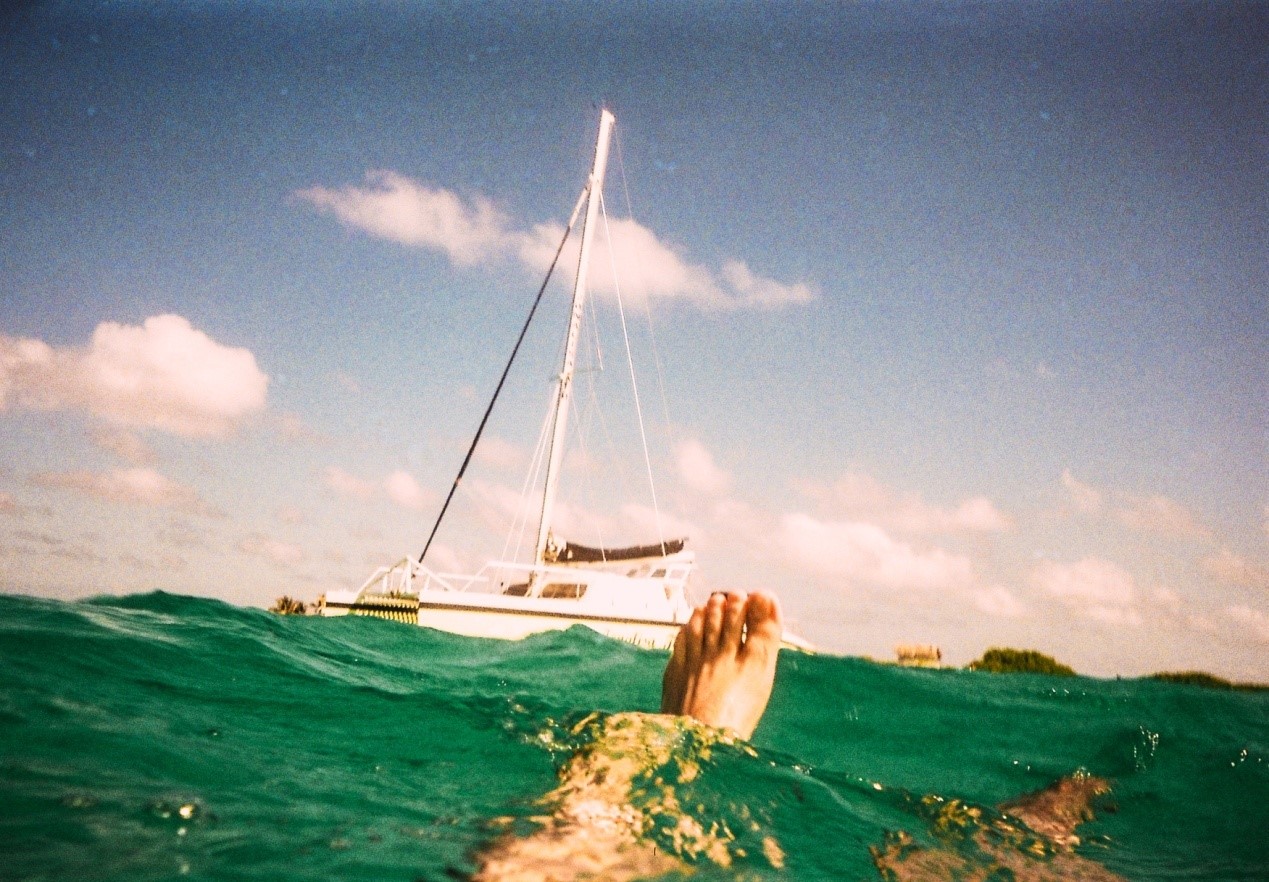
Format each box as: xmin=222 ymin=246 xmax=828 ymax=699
xmin=1 ymin=592 xmax=1265 ymax=881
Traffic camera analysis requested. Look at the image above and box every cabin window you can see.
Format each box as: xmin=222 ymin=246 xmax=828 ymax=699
xmin=503 ymin=583 xmax=530 ymax=596
xmin=541 ymin=582 xmax=587 ymax=599
xmin=651 ymin=568 xmax=666 ymax=578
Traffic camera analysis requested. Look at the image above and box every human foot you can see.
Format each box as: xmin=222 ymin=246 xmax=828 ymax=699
xmin=661 ymin=591 xmax=783 ymax=739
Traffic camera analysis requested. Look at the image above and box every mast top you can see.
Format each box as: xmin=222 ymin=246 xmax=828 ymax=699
xmin=534 ymin=110 xmax=616 ymax=566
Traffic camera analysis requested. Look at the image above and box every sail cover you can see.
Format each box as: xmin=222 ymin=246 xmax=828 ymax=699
xmin=546 ymin=538 xmax=687 ymax=564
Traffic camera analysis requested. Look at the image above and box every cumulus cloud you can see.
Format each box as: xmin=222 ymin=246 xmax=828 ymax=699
xmin=1060 ymin=472 xmax=1210 ymax=540
xmin=1031 ymin=557 xmax=1141 ymax=625
xmin=276 ymin=505 xmax=305 ymax=526
xmin=718 ymin=260 xmax=815 ymax=309
xmin=1151 ymin=586 xmax=1186 ymax=618
xmin=1115 ymin=493 xmax=1210 ymax=539
xmin=1061 ymin=469 xmax=1102 ymax=513
xmin=780 ymin=513 xmax=974 ymax=592
xmin=239 ymin=534 xmax=304 ymax=567
xmin=1224 ymin=605 xmax=1269 ymax=643
xmin=619 ymin=503 xmax=700 ymax=544
xmin=325 ymin=466 xmax=435 ymax=512
xmin=299 ymin=174 xmax=812 ymax=311
xmin=32 ymin=467 xmax=214 ymax=515
xmin=297 ymin=172 xmax=513 ymax=265
xmin=972 ymin=585 xmax=1028 ymax=618
xmin=384 ymin=470 xmax=430 ymax=511
xmin=323 ymin=466 xmax=377 ymax=500
xmin=464 ymin=476 xmax=536 ymax=527
xmin=90 ymin=427 xmax=156 ymax=464
xmin=273 ymin=411 xmax=325 ymax=444
xmin=1202 ymin=548 xmax=1269 ymax=589
xmin=676 ymin=439 xmax=730 ymax=496
xmin=807 ymin=472 xmax=1011 ymax=535
xmin=474 ymin=436 xmax=525 ymax=471
xmin=0 ymin=315 xmax=268 ymax=438
xmin=524 ymin=215 xmax=813 ymax=310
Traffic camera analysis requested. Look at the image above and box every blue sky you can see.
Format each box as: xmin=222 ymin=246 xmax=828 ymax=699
xmin=2 ymin=1 xmax=1265 ymax=678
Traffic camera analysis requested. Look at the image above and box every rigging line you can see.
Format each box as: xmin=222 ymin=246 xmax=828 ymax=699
xmin=418 ymin=185 xmax=590 ymax=565
xmin=599 ymin=189 xmax=665 ymax=551
xmin=614 ymin=125 xmax=674 ymax=447
xmin=613 ymin=124 xmax=636 ymax=231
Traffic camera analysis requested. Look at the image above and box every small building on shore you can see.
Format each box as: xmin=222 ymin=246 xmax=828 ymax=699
xmin=895 ymin=643 xmax=942 ymax=667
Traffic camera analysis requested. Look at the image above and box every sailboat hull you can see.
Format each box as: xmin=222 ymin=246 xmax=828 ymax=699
xmin=321 ymin=593 xmax=686 ymax=649
xmin=321 ymin=587 xmax=815 ymax=653
xmin=419 ymin=601 xmax=684 ymax=649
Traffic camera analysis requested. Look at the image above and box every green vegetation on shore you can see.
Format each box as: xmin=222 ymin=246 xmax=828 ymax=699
xmin=1150 ymin=671 xmax=1268 ymax=692
xmin=964 ymin=651 xmax=1267 ymax=689
xmin=967 ymin=648 xmax=1076 ymax=676
xmin=269 ymin=596 xmax=307 ymax=615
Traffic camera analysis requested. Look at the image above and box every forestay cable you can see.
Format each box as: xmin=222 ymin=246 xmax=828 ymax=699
xmin=418 ymin=186 xmax=589 ymax=565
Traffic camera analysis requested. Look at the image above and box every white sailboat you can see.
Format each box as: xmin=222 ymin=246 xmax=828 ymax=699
xmin=320 ymin=110 xmax=811 ymax=652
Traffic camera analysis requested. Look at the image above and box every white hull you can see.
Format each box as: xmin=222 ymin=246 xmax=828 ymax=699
xmin=425 ymin=601 xmax=682 ymax=650
xmin=322 ymin=584 xmax=815 ymax=653
xmin=321 ymin=553 xmax=696 ymax=651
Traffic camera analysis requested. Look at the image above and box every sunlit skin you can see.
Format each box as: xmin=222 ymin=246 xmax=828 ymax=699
xmin=661 ymin=590 xmax=783 ymax=739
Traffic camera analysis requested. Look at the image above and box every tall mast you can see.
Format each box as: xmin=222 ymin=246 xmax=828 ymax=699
xmin=535 ymin=109 xmax=616 ymax=566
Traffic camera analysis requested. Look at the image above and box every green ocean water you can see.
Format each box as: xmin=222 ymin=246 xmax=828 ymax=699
xmin=1 ymin=592 xmax=1266 ymax=881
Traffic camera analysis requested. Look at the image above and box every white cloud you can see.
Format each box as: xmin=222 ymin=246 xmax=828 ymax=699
xmin=808 ymin=472 xmax=1011 ymax=535
xmin=239 ymin=534 xmax=303 ymax=567
xmin=474 ymin=436 xmax=525 ymax=471
xmin=676 ymin=439 xmax=730 ymax=496
xmin=1202 ymin=548 xmax=1269 ymax=589
xmin=1031 ymin=557 xmax=1141 ymax=625
xmin=950 ymin=497 xmax=1012 ymax=532
xmin=90 ymin=427 xmax=156 ymax=464
xmin=464 ymin=477 xmax=539 ymax=529
xmin=300 ymin=174 xmax=813 ymax=311
xmin=1060 ymin=469 xmax=1102 ymax=513
xmin=1152 ymin=586 xmax=1185 ymax=616
xmin=322 ymin=466 xmax=432 ymax=511
xmin=973 ymin=585 xmax=1028 ymax=618
xmin=0 ymin=315 xmax=268 ymax=438
xmin=384 ymin=470 xmax=430 ymax=511
xmin=618 ymin=503 xmax=700 ymax=545
xmin=323 ymin=466 xmax=377 ymax=500
xmin=1224 ymin=605 xmax=1269 ymax=644
xmin=297 ymin=171 xmax=513 ymax=266
xmin=273 ymin=411 xmax=325 ymax=444
xmin=420 ymin=541 xmax=466 ymax=575
xmin=276 ymin=505 xmax=305 ymax=525
xmin=1115 ymin=493 xmax=1210 ymax=539
xmin=780 ymin=513 xmax=974 ymax=592
xmin=32 ymin=467 xmax=214 ymax=515
xmin=522 ymin=216 xmax=813 ymax=310
xmin=719 ymin=260 xmax=815 ymax=309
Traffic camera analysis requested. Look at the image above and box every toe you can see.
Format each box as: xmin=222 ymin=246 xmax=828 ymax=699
xmin=721 ymin=591 xmax=748 ymax=654
xmin=661 ymin=627 xmax=689 ymax=713
xmin=702 ymin=592 xmax=726 ymax=657
xmin=741 ymin=591 xmax=783 ymax=660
